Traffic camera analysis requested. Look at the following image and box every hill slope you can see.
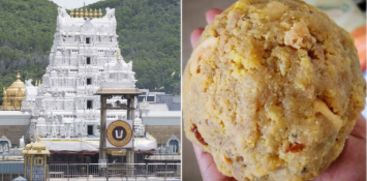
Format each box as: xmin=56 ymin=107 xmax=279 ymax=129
xmin=0 ymin=0 xmax=57 ymax=100
xmin=0 ymin=0 xmax=180 ymax=103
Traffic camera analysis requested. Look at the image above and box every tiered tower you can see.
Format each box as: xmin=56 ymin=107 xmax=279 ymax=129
xmin=23 ymin=8 xmax=137 ymax=139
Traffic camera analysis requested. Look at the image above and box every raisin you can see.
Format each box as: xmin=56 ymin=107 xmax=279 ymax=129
xmin=191 ymin=124 xmax=208 ymax=146
xmin=196 ymin=66 xmax=201 ymax=74
xmin=286 ymin=143 xmax=305 ymax=153
xmin=224 ymin=156 xmax=233 ymax=164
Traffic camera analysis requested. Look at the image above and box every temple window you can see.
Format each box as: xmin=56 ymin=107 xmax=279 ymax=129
xmin=147 ymin=96 xmax=155 ymax=102
xmin=87 ymin=100 xmax=93 ymax=109
xmin=87 ymin=125 xmax=94 ymax=135
xmin=86 ymin=57 xmax=91 ymax=64
xmin=86 ymin=37 xmax=90 ymax=44
xmin=86 ymin=78 xmax=92 ymax=85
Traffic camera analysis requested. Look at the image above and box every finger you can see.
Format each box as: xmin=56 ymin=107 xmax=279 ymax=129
xmin=193 ymin=144 xmax=234 ymax=181
xmin=205 ymin=8 xmax=222 ymax=24
xmin=191 ymin=28 xmax=204 ymax=48
xmin=350 ymin=115 xmax=366 ymax=140
xmin=314 ymin=133 xmax=366 ymax=181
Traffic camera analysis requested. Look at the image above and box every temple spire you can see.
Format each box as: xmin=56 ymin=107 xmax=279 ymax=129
xmin=70 ymin=9 xmax=75 ymax=17
xmin=68 ymin=8 xmax=103 ymax=18
xmin=93 ymin=9 xmax=98 ymax=18
xmin=98 ymin=9 xmax=102 ymax=17
xmin=75 ymin=9 xmax=80 ymax=17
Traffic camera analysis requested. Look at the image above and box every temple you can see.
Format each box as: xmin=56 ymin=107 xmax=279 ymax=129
xmin=23 ymin=7 xmax=138 ymax=140
xmin=0 ymin=7 xmax=180 ymax=163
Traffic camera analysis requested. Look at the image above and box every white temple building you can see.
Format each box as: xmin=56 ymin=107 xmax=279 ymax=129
xmin=19 ymin=7 xmax=158 ymax=157
xmin=0 ymin=7 xmax=180 ymax=163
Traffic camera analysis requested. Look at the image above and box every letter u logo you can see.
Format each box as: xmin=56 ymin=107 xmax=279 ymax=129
xmin=115 ymin=129 xmax=123 ymax=139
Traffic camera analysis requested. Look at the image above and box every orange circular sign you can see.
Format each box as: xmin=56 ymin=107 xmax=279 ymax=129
xmin=106 ymin=120 xmax=132 ymax=147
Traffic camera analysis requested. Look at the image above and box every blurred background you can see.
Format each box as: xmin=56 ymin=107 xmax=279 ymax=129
xmin=182 ymin=0 xmax=366 ymax=180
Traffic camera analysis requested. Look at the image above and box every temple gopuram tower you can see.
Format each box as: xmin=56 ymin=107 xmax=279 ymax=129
xmin=23 ymin=7 xmax=137 ymax=140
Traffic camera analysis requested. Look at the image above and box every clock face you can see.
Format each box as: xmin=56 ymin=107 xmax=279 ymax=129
xmin=106 ymin=120 xmax=133 ymax=147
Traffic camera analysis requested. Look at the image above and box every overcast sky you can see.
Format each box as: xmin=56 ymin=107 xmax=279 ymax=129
xmin=50 ymin=0 xmax=103 ymax=9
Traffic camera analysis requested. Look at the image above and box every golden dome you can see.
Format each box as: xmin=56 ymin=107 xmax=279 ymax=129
xmin=5 ymin=73 xmax=25 ymax=96
xmin=2 ymin=72 xmax=26 ymax=110
xmin=32 ymin=141 xmax=46 ymax=150
xmin=23 ymin=141 xmax=50 ymax=155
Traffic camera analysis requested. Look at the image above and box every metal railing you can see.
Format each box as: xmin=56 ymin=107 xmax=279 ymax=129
xmin=0 ymin=161 xmax=23 ymax=181
xmin=0 ymin=162 xmax=181 ymax=181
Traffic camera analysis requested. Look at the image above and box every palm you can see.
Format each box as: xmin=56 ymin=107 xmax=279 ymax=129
xmin=314 ymin=117 xmax=366 ymax=181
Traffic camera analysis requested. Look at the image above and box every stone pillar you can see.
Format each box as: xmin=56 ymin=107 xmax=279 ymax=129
xmin=99 ymin=95 xmax=107 ymax=169
xmin=126 ymin=149 xmax=134 ymax=176
xmin=126 ymin=95 xmax=135 ymax=175
xmin=126 ymin=96 xmax=131 ymax=119
xmin=128 ymin=95 xmax=136 ymax=121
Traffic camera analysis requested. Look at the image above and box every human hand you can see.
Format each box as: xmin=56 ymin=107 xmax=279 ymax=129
xmin=351 ymin=25 xmax=366 ymax=72
xmin=190 ymin=8 xmax=366 ymax=181
xmin=190 ymin=8 xmax=222 ymax=48
xmin=191 ymin=8 xmax=235 ymax=181
xmin=314 ymin=116 xmax=366 ymax=181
